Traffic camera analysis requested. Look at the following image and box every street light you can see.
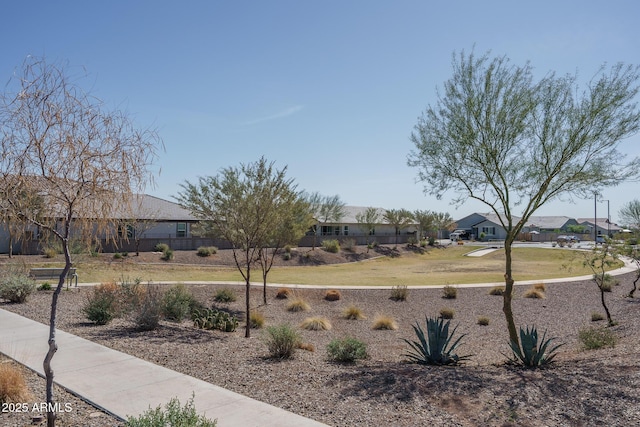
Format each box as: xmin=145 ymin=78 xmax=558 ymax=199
xmin=604 ymin=199 xmax=610 ymax=238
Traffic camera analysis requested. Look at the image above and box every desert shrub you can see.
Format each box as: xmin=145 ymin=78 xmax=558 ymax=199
xmin=286 ymin=297 xmax=310 ymax=312
xmin=196 ymin=246 xmax=213 ymax=257
xmin=213 ymin=287 xmax=237 ymax=303
xmin=119 ymin=281 xmax=147 ymax=314
xmin=284 ymin=245 xmax=292 ymax=254
xmin=37 ymin=283 xmax=52 ymax=291
xmin=132 ymin=285 xmax=163 ymax=331
xmin=407 ymin=236 xmax=418 ymax=247
xmin=404 ymin=316 xmax=470 ymax=366
xmin=442 ymin=285 xmax=458 ymax=299
xmin=428 ymin=236 xmax=436 ymax=246
xmin=42 ymin=247 xmax=58 ymax=258
xmin=477 ymin=316 xmax=490 ymax=326
xmin=250 ymin=310 xmax=265 ymax=329
xmin=343 ymin=305 xmax=365 ymax=320
xmin=341 ymin=238 xmax=356 ymax=252
xmin=0 ymin=273 xmax=36 ymax=303
xmin=283 ymin=252 xmax=291 ymax=261
xmin=321 ymin=239 xmax=340 ymax=253
xmin=192 ymin=308 xmax=238 ymax=332
xmin=327 ymin=337 xmax=368 ymax=363
xmin=591 ymin=312 xmax=605 ymax=322
xmin=324 ymin=289 xmax=341 ymax=301
xmin=0 ymin=361 xmax=32 ymax=404
xmin=372 ymin=315 xmax=398 ymax=330
xmin=420 ymin=239 xmax=428 ymax=248
xmin=439 ymin=308 xmax=455 ymax=319
xmin=523 ymin=287 xmax=545 ymax=299
xmin=275 ymin=287 xmax=291 ymax=299
xmin=83 ymin=282 xmax=121 ymax=325
xmin=154 ymin=243 xmax=170 ymax=252
xmin=161 ymin=247 xmax=174 ymax=261
xmin=390 ymin=285 xmax=408 ymax=301
xmin=488 ymin=286 xmax=505 ymax=296
xmin=264 ymin=324 xmax=301 ymax=359
xmin=113 ymin=252 xmax=124 ymax=259
xmin=578 ymin=326 xmax=617 ymax=350
xmin=300 ymin=316 xmax=332 ymax=331
xmin=508 ymin=325 xmax=563 ymax=367
xmin=162 ymin=283 xmax=195 ymax=322
xmin=126 ymin=394 xmax=217 ymax=427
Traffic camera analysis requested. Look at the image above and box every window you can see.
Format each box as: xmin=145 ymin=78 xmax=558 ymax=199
xmin=118 ymin=224 xmax=134 ymax=238
xmin=481 ymin=226 xmax=496 ymax=235
xmin=343 ymin=226 xmax=349 ymax=236
xmin=176 ymin=222 xmax=187 ymax=237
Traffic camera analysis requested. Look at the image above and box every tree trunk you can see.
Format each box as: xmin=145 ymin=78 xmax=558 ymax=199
xmin=600 ymin=286 xmax=614 ymax=326
xmin=245 ymin=264 xmax=251 ymax=338
xmin=44 ymin=246 xmax=71 ymax=427
xmin=502 ymin=242 xmax=519 ymax=347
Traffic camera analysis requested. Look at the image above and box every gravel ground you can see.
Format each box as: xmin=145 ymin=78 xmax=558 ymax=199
xmin=1 ymin=248 xmax=640 ymax=426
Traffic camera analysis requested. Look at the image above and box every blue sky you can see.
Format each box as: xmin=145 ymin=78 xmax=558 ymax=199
xmin=2 ymin=1 xmax=639 ymax=223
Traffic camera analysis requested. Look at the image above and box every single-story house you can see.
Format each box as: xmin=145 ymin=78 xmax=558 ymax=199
xmin=577 ymin=218 xmax=622 ymax=238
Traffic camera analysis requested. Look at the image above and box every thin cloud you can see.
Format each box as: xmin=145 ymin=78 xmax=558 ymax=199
xmin=242 ymin=105 xmax=303 ymax=125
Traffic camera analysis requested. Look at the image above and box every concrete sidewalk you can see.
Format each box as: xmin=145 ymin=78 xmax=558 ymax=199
xmin=0 ymin=309 xmax=327 ymax=427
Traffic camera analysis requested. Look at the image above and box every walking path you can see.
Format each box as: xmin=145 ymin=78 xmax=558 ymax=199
xmin=0 ymin=309 xmax=328 ymax=427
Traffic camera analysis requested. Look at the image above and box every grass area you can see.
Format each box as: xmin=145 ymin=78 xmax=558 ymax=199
xmin=22 ymin=246 xmax=622 ymax=287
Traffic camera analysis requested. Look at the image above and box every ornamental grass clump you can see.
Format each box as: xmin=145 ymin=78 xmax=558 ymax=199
xmin=372 ymin=315 xmax=398 ymax=330
xmin=343 ymin=305 xmax=366 ymax=320
xmin=300 ymin=316 xmax=332 ymax=331
xmin=275 ymin=287 xmax=291 ymax=299
xmin=508 ymin=325 xmax=563 ymax=367
xmin=488 ymin=286 xmax=505 ymax=296
xmin=404 ymin=316 xmax=470 ymax=366
xmin=523 ymin=287 xmax=545 ymax=299
xmin=321 ymin=239 xmax=340 ymax=253
xmin=213 ymin=287 xmax=237 ymax=303
xmin=327 ymin=337 xmax=368 ymax=363
xmin=250 ymin=310 xmax=265 ymax=329
xmin=439 ymin=308 xmax=455 ymax=319
xmin=0 ymin=361 xmax=32 ymax=404
xmin=286 ymin=297 xmax=310 ymax=312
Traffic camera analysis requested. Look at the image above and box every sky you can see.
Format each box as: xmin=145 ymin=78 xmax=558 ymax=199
xmin=2 ymin=1 xmax=639 ymax=224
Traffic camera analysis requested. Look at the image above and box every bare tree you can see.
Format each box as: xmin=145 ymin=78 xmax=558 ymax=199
xmin=0 ymin=57 xmax=161 ymax=427
xmin=409 ymin=50 xmax=640 ymax=348
xmin=176 ymin=157 xmax=301 ymax=337
xmin=119 ymin=195 xmax=161 ymax=256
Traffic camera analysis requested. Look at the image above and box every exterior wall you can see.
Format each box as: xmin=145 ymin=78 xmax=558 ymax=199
xmin=473 ymin=220 xmax=508 ymax=241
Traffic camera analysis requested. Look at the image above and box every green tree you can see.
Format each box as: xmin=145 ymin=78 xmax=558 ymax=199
xmin=0 ymin=57 xmax=161 ymax=427
xmin=307 ymin=192 xmax=346 ymax=248
xmin=383 ymin=208 xmax=415 ymax=248
xmin=408 ymin=50 xmax=640 ymax=347
xmin=413 ymin=209 xmax=435 ymax=240
xmin=619 ymin=199 xmax=640 ymax=231
xmin=175 ymin=158 xmax=301 ymax=337
xmin=355 ymin=207 xmax=381 ymax=250
xmin=431 ymin=212 xmax=455 ymax=241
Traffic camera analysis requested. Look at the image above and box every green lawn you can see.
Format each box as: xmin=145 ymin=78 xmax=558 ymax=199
xmin=60 ymin=246 xmax=618 ymax=286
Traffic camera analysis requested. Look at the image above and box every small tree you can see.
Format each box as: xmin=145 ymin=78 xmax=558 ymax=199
xmin=619 ymin=199 xmax=640 ymax=232
xmin=413 ymin=209 xmax=435 ymax=240
xmin=355 ymin=207 xmax=381 ymax=251
xmin=408 ymin=50 xmax=640 ymax=348
xmin=583 ymin=241 xmax=620 ymax=326
xmin=432 ymin=212 xmax=455 ymax=240
xmin=176 ymin=157 xmax=301 ymax=337
xmin=307 ymin=192 xmax=346 ymax=248
xmin=119 ymin=195 xmax=160 ymax=256
xmin=383 ymin=208 xmax=414 ymax=248
xmin=0 ymin=57 xmax=161 ymax=427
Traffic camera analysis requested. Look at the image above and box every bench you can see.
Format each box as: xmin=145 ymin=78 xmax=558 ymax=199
xmin=29 ymin=268 xmax=78 ymax=288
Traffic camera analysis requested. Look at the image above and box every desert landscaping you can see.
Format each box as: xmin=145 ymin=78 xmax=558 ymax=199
xmin=1 ymin=245 xmax=639 ymax=426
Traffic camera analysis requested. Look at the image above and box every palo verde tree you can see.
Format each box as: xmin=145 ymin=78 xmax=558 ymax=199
xmin=408 ymin=50 xmax=640 ymax=348
xmin=175 ymin=157 xmax=302 ymax=337
xmin=383 ymin=208 xmax=415 ymax=248
xmin=355 ymin=207 xmax=381 ymax=250
xmin=0 ymin=57 xmax=161 ymax=427
xmin=619 ymin=199 xmax=640 ymax=231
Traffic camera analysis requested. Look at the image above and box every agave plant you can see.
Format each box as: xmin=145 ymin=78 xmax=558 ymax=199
xmin=509 ymin=325 xmax=564 ymax=367
xmin=404 ymin=316 xmax=470 ymax=365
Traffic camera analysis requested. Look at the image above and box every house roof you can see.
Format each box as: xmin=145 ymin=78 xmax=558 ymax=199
xmin=577 ymin=218 xmax=622 ymax=232
xmin=525 ymin=216 xmax=575 ymax=230
xmin=112 ymin=194 xmax=197 ymax=221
